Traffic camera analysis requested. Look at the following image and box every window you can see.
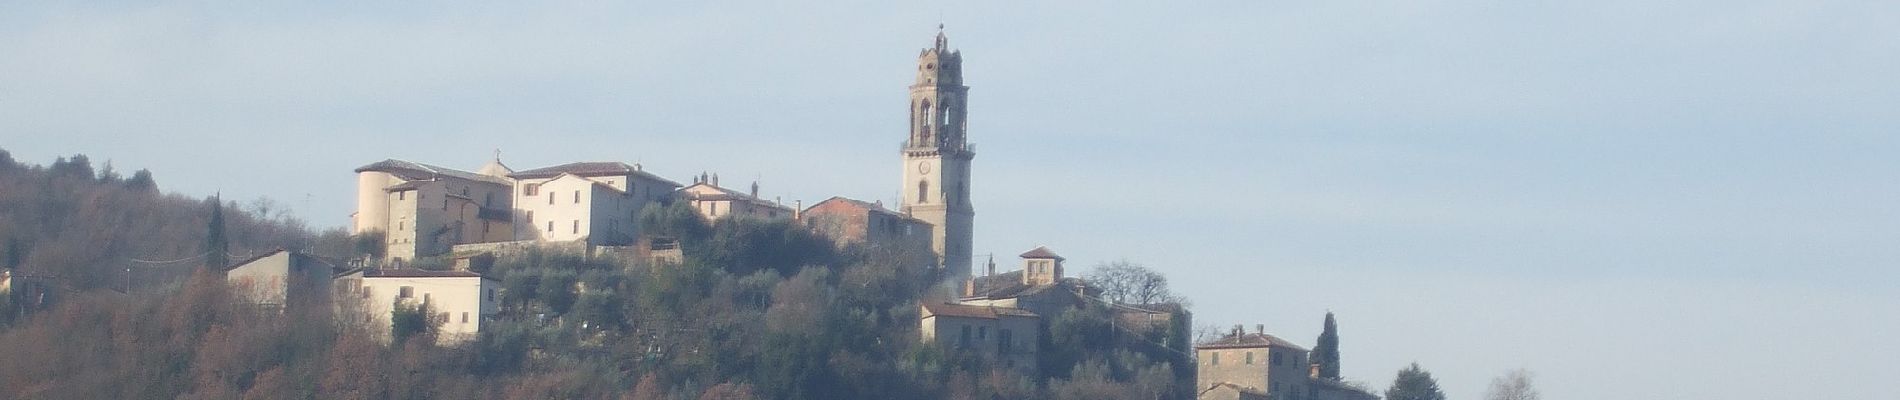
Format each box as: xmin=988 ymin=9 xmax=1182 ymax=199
xmin=959 ymin=325 xmax=972 ymax=347
xmin=572 ymin=220 xmax=579 ymax=234
xmin=526 ymin=210 xmax=534 ymax=224
xmin=1210 ymin=352 xmax=1220 ymax=365
xmin=487 ymin=289 xmax=496 ymax=302
xmin=398 ymin=221 xmax=405 ymax=231
xmin=398 ymin=286 xmax=414 ymax=299
xmin=573 ymin=190 xmax=581 ymax=204
xmin=978 ymin=326 xmax=987 ymax=341
xmin=918 ymin=181 xmax=929 ymax=203
xmin=548 ymin=192 xmax=555 ymax=204
xmin=443 ymin=198 xmax=448 ymax=210
xmin=485 ymin=192 xmax=494 ymax=207
xmin=547 ymin=221 xmax=554 ymax=233
xmin=461 ymin=312 xmax=469 ymax=323
xmin=524 ymin=184 xmax=539 ymax=196
xmin=398 ymin=191 xmax=407 ymax=200
xmin=461 ymin=187 xmax=469 ymax=196
xmin=1272 ymin=352 xmax=1283 ymax=366
xmin=999 ymin=329 xmax=1013 ymax=353
xmin=1245 ymin=351 xmax=1254 ymax=365
xmin=422 ymin=293 xmax=431 ymax=304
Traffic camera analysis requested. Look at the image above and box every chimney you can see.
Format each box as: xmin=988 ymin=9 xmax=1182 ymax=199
xmin=962 ymin=279 xmax=975 ymax=297
xmin=711 ymin=173 xmax=719 ymax=187
xmin=793 ymin=199 xmax=803 ymax=219
xmin=750 ymin=181 xmax=759 ymax=198
xmin=1256 ymin=324 xmax=1265 ymax=335
xmin=986 ymin=255 xmax=996 ymax=276
xmin=1232 ymin=325 xmax=1244 ymax=337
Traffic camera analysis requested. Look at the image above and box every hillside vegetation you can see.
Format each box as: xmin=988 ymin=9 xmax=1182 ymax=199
xmin=0 ymin=148 xmax=1191 ymax=400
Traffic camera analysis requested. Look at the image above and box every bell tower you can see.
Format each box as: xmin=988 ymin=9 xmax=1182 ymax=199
xmin=902 ymin=25 xmax=975 ymax=277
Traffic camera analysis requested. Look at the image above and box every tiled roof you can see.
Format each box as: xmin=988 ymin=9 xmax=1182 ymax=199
xmin=1019 ymin=246 xmax=1064 ymax=260
xmin=355 ymin=159 xmax=511 ymax=186
xmin=804 ymin=196 xmax=922 ymax=220
xmin=1196 ymin=332 xmax=1309 ymax=351
xmin=509 ymin=162 xmax=682 ymax=187
xmin=681 ymin=183 xmax=794 ymax=211
xmin=921 ymin=303 xmax=1039 ymax=320
xmin=383 ymin=180 xmax=431 ymax=191
xmin=362 ymin=269 xmax=491 ymax=279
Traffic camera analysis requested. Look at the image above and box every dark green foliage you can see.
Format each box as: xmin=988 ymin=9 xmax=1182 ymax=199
xmin=391 ymin=297 xmax=439 ymax=345
xmin=204 ymin=197 xmax=229 ymax=272
xmin=1386 ymin=362 xmax=1448 ymax=400
xmin=125 ymin=169 xmax=156 ymax=191
xmin=1314 ymin=311 xmax=1341 ymax=381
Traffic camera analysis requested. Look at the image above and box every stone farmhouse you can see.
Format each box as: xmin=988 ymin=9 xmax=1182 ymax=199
xmin=1195 ymin=326 xmax=1378 ymax=400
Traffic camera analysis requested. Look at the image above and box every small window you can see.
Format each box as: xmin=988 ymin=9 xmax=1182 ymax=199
xmin=461 ymin=312 xmax=469 ymax=323
xmin=398 ymin=221 xmax=405 ymax=231
xmin=1211 ymin=352 xmax=1220 ymax=365
xmin=548 ymin=192 xmax=555 ymax=204
xmin=1245 ymin=351 xmax=1255 ymax=365
xmin=959 ymin=325 xmax=972 ymax=347
xmin=978 ymin=326 xmax=987 ymax=340
xmin=422 ymin=293 xmax=431 ymax=304
xmin=487 ymin=289 xmax=496 ymax=302
xmin=398 ymin=191 xmax=407 ymax=200
xmin=524 ymin=184 xmax=539 ymax=196
xmin=443 ymin=198 xmax=448 ymax=210
xmin=526 ymin=210 xmax=534 ymax=224
xmin=573 ymin=190 xmax=581 ymax=204
xmin=1272 ymin=352 xmax=1283 ymax=366
xmin=546 ymin=221 xmax=553 ymax=232
xmin=398 ymin=286 xmax=414 ymax=299
xmin=572 ymin=220 xmax=579 ymax=234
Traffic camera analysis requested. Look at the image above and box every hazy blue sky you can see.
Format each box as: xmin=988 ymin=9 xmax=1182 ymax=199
xmin=3 ymin=2 xmax=1896 ymax=398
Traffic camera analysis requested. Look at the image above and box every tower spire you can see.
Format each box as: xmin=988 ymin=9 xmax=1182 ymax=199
xmin=934 ymin=24 xmax=948 ymax=51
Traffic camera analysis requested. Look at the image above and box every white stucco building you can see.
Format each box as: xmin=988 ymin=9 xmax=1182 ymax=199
xmin=509 ymin=162 xmax=681 ymax=246
xmin=679 ymin=174 xmax=794 ymax=221
xmin=333 ymin=268 xmax=499 ymax=344
xmin=225 ymin=249 xmax=342 ymax=312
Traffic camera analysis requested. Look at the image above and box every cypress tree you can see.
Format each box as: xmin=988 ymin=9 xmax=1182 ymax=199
xmin=1385 ymin=362 xmax=1447 ymax=400
xmin=204 ymin=197 xmax=228 ymax=272
xmin=1313 ymin=312 xmax=1342 ymax=380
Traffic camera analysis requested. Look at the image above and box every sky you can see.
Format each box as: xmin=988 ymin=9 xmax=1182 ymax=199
xmin=3 ymin=2 xmax=1897 ymax=398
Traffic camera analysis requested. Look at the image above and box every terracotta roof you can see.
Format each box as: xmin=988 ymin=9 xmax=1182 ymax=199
xmin=1019 ymin=246 xmax=1064 ymax=260
xmin=803 ymin=196 xmax=925 ymax=221
xmin=355 ymin=159 xmax=510 ymax=186
xmin=921 ymin=303 xmax=1039 ymax=320
xmin=1196 ymin=332 xmax=1309 ymax=351
xmin=510 ymin=162 xmax=682 ymax=187
xmin=681 ymin=183 xmax=794 ymax=211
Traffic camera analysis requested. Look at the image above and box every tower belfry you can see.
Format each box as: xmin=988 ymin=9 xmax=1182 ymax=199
xmin=902 ymin=25 xmax=975 ymax=277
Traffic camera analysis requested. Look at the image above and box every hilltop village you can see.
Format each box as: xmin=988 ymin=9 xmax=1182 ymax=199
xmin=0 ymin=29 xmax=1383 ymax=400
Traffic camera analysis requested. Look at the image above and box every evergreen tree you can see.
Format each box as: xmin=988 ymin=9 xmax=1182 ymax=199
xmin=1385 ymin=363 xmax=1447 ymax=400
xmin=1313 ymin=311 xmax=1341 ymax=380
xmin=204 ymin=197 xmax=228 ymax=272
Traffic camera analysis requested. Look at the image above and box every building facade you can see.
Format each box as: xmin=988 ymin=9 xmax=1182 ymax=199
xmin=225 ymin=249 xmax=341 ymax=312
xmin=680 ymin=175 xmax=794 ymax=221
xmin=1196 ymin=327 xmax=1313 ymax=400
xmin=919 ymin=302 xmax=1039 ymax=370
xmin=333 ymin=268 xmax=499 ymax=345
xmin=509 ymin=162 xmax=681 ymax=246
xmin=353 ymin=159 xmax=516 ymax=264
xmin=900 ymin=27 xmax=977 ymax=277
xmin=800 ymin=196 xmax=931 ymax=250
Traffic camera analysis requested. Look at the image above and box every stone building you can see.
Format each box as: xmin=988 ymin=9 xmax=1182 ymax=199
xmin=799 ymin=196 xmax=931 ymax=250
xmin=959 ymin=246 xmax=1096 ymax=321
xmin=918 ymin=302 xmax=1039 ymax=370
xmin=353 ymin=158 xmax=516 ymax=264
xmin=509 ymin=161 xmax=680 ymax=246
xmin=900 ymin=27 xmax=977 ymax=277
xmin=1197 ymin=326 xmax=1311 ymax=400
xmin=679 ymin=174 xmax=794 ymax=221
xmin=1196 ymin=325 xmax=1378 ymax=400
xmin=225 ymin=249 xmax=342 ymax=312
xmin=333 ymin=268 xmax=499 ymax=345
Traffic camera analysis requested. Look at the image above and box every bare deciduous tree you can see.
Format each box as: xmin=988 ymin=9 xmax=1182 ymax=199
xmin=1484 ymin=368 xmax=1541 ymax=400
xmin=1083 ymin=260 xmax=1181 ymax=305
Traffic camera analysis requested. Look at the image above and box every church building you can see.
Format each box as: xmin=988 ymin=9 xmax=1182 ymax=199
xmin=900 ymin=26 xmax=978 ymax=277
